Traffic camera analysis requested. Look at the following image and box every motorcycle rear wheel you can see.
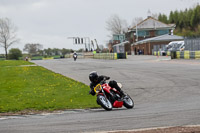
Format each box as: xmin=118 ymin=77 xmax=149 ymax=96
xmin=97 ymin=95 xmax=112 ymax=111
xmin=123 ymin=95 xmax=134 ymax=109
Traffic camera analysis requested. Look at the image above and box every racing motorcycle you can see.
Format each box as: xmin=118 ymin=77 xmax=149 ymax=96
xmin=73 ymin=53 xmax=77 ymax=61
xmin=93 ymin=79 xmax=134 ymax=111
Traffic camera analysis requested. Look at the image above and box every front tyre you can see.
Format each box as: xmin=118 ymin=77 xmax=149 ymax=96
xmin=97 ymin=95 xmax=112 ymax=111
xmin=123 ymin=95 xmax=134 ymax=109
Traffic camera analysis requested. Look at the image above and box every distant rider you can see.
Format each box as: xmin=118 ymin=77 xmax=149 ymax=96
xmin=89 ymin=71 xmax=126 ymax=96
xmin=73 ymin=52 xmax=77 ymax=61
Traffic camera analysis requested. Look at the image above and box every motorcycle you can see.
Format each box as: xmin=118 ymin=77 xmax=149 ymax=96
xmin=73 ymin=54 xmax=77 ymax=61
xmin=93 ymin=79 xmax=134 ymax=111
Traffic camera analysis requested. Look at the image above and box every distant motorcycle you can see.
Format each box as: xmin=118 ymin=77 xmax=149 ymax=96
xmin=93 ymin=79 xmax=134 ymax=111
xmin=73 ymin=53 xmax=77 ymax=61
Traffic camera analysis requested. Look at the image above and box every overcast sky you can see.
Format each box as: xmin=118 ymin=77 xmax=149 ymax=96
xmin=0 ymin=0 xmax=200 ymax=53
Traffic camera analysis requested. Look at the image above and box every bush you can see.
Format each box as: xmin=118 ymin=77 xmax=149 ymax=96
xmin=8 ymin=48 xmax=22 ymax=60
xmin=0 ymin=54 xmax=5 ymax=58
xmin=0 ymin=54 xmax=5 ymax=60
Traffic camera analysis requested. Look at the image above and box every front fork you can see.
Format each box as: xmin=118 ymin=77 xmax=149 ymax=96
xmin=98 ymin=88 xmax=111 ymax=105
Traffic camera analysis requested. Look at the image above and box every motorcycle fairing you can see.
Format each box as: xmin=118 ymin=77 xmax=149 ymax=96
xmin=101 ymin=83 xmax=112 ymax=93
xmin=113 ymin=100 xmax=123 ymax=108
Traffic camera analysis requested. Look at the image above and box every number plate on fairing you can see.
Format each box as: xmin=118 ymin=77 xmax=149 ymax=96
xmin=94 ymin=84 xmax=102 ymax=93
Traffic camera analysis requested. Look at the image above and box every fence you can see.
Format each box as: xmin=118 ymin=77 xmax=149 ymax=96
xmin=28 ymin=53 xmax=119 ymax=60
xmin=64 ymin=53 xmax=84 ymax=58
xmin=93 ymin=53 xmax=117 ymax=60
xmin=153 ymin=51 xmax=200 ymax=59
xmin=152 ymin=37 xmax=200 ymax=59
xmin=184 ymin=38 xmax=200 ymax=51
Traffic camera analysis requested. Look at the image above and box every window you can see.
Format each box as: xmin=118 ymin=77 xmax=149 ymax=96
xmin=113 ymin=34 xmax=125 ymax=42
xmin=156 ymin=30 xmax=169 ymax=36
xmin=137 ymin=31 xmax=150 ymax=37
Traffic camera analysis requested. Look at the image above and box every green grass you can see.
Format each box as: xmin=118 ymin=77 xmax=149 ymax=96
xmin=0 ymin=60 xmax=34 ymax=67
xmin=31 ymin=56 xmax=62 ymax=60
xmin=0 ymin=60 xmax=98 ymax=113
xmin=31 ymin=56 xmax=43 ymax=60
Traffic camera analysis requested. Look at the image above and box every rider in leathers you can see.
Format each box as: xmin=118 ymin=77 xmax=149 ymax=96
xmin=89 ymin=71 xmax=125 ymax=96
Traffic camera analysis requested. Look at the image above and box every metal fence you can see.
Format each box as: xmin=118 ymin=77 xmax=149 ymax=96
xmin=153 ymin=44 xmax=167 ymax=51
xmin=93 ymin=53 xmax=117 ymax=60
xmin=184 ymin=37 xmax=200 ymax=51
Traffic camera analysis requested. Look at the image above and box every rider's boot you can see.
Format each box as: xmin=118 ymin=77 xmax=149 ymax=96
xmin=115 ymin=86 xmax=126 ymax=97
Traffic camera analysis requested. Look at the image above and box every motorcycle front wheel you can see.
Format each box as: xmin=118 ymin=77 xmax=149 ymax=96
xmin=123 ymin=95 xmax=134 ymax=109
xmin=97 ymin=95 xmax=112 ymax=111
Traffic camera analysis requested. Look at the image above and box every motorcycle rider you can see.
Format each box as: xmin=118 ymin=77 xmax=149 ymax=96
xmin=73 ymin=52 xmax=77 ymax=61
xmin=89 ymin=71 xmax=126 ymax=97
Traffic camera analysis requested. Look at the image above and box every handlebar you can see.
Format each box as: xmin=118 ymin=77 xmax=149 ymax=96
xmin=99 ymin=78 xmax=107 ymax=85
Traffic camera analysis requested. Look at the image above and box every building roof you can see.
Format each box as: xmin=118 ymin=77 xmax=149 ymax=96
xmin=132 ymin=34 xmax=184 ymax=46
xmin=113 ymin=41 xmax=129 ymax=47
xmin=130 ymin=17 xmax=175 ymax=31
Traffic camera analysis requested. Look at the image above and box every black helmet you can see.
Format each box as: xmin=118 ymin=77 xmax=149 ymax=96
xmin=89 ymin=71 xmax=98 ymax=83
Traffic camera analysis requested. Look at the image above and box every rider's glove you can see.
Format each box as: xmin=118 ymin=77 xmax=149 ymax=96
xmin=105 ymin=76 xmax=110 ymax=80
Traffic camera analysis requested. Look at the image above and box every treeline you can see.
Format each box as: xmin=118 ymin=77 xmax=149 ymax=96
xmin=23 ymin=43 xmax=85 ymax=56
xmin=158 ymin=4 xmax=200 ymax=37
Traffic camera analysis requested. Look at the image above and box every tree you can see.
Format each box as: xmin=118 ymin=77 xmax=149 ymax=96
xmin=191 ymin=5 xmax=200 ymax=29
xmin=106 ymin=14 xmax=128 ymax=35
xmin=157 ymin=4 xmax=200 ymax=37
xmin=158 ymin=13 xmax=168 ymax=24
xmin=44 ymin=48 xmax=52 ymax=56
xmin=186 ymin=9 xmax=194 ymax=28
xmin=77 ymin=48 xmax=84 ymax=52
xmin=173 ymin=10 xmax=179 ymax=26
xmin=38 ymin=49 xmax=44 ymax=56
xmin=0 ymin=18 xmax=19 ymax=59
xmin=169 ymin=11 xmax=174 ymax=23
xmin=177 ymin=11 xmax=184 ymax=29
xmin=61 ymin=48 xmax=71 ymax=55
xmin=23 ymin=43 xmax=43 ymax=55
xmin=52 ymin=48 xmax=61 ymax=55
xmin=8 ymin=48 xmax=22 ymax=60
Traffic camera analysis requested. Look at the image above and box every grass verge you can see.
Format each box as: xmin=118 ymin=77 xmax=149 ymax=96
xmin=0 ymin=60 xmax=98 ymax=114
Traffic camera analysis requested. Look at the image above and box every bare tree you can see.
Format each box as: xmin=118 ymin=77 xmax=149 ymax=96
xmin=106 ymin=14 xmax=128 ymax=35
xmin=0 ymin=18 xmax=19 ymax=59
xmin=23 ymin=43 xmax=43 ymax=55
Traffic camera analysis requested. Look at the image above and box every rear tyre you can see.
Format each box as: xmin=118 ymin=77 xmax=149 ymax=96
xmin=123 ymin=95 xmax=134 ymax=109
xmin=97 ymin=95 xmax=112 ymax=111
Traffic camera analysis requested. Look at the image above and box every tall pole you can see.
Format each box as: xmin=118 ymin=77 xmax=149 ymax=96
xmin=88 ymin=37 xmax=91 ymax=51
xmin=136 ymin=22 xmax=138 ymax=42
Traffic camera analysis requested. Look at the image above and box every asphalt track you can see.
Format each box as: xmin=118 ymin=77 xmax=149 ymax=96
xmin=0 ymin=56 xmax=200 ymax=133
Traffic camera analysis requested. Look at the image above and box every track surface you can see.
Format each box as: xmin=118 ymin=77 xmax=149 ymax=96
xmin=1 ymin=56 xmax=200 ymax=133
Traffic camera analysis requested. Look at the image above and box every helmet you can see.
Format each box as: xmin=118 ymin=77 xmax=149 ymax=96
xmin=89 ymin=71 xmax=98 ymax=83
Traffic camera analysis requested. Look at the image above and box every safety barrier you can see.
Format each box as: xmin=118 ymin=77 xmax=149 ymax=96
xmin=153 ymin=51 xmax=200 ymax=59
xmin=65 ymin=54 xmax=71 ymax=58
xmin=29 ymin=53 xmax=122 ymax=60
xmin=154 ymin=51 xmax=161 ymax=56
xmin=93 ymin=53 xmax=117 ymax=60
xmin=42 ymin=57 xmax=54 ymax=60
